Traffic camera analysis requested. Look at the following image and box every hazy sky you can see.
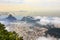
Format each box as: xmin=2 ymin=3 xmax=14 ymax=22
xmin=0 ymin=0 xmax=60 ymax=16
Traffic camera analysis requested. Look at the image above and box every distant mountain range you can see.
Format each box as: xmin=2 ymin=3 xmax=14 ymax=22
xmin=0 ymin=14 xmax=60 ymax=28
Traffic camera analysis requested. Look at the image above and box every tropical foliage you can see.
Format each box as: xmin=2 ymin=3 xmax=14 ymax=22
xmin=0 ymin=23 xmax=23 ymax=40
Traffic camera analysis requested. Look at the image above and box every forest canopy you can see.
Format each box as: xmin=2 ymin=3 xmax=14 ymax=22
xmin=0 ymin=23 xmax=23 ymax=40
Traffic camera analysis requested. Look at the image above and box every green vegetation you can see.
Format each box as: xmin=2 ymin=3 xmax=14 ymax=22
xmin=0 ymin=23 xmax=23 ymax=40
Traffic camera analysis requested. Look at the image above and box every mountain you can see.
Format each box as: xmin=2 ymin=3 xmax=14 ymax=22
xmin=21 ymin=16 xmax=40 ymax=23
xmin=5 ymin=14 xmax=17 ymax=22
xmin=0 ymin=15 xmax=60 ymax=28
xmin=20 ymin=16 xmax=41 ymax=27
xmin=0 ymin=14 xmax=17 ymax=25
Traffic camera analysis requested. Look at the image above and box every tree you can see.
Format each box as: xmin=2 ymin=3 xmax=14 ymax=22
xmin=0 ymin=23 xmax=23 ymax=40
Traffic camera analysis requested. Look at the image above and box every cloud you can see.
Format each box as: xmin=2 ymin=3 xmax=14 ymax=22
xmin=36 ymin=36 xmax=57 ymax=40
xmin=0 ymin=0 xmax=60 ymax=7
xmin=0 ymin=0 xmax=60 ymax=12
xmin=24 ymin=0 xmax=60 ymax=7
xmin=0 ymin=0 xmax=23 ymax=4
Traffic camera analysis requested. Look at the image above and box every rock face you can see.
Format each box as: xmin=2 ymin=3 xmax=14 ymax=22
xmin=6 ymin=14 xmax=17 ymax=22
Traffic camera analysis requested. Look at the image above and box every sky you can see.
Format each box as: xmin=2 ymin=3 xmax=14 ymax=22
xmin=0 ymin=0 xmax=60 ymax=16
